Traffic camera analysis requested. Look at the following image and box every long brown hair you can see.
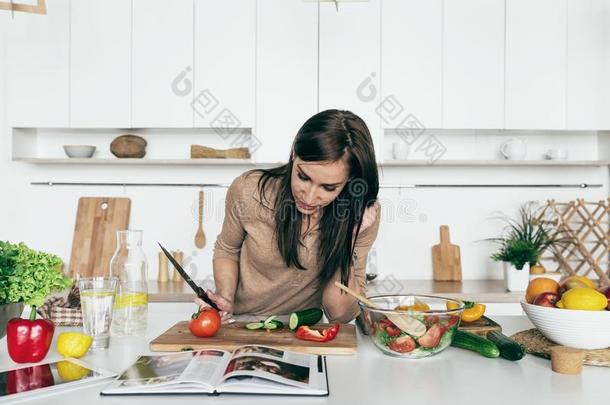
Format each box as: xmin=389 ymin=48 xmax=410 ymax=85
xmin=257 ymin=109 xmax=379 ymax=286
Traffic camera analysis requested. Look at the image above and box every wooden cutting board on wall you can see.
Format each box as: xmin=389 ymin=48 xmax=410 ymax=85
xmin=150 ymin=322 xmax=357 ymax=355
xmin=69 ymin=197 xmax=131 ymax=277
xmin=432 ymin=225 xmax=462 ymax=281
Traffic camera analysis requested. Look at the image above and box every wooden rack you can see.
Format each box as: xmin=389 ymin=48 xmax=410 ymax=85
xmin=537 ymin=199 xmax=610 ymax=286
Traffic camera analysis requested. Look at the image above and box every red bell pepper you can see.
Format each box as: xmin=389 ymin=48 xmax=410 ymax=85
xmin=295 ymin=323 xmax=340 ymax=342
xmin=6 ymin=364 xmax=54 ymax=394
xmin=7 ymin=306 xmax=55 ymax=363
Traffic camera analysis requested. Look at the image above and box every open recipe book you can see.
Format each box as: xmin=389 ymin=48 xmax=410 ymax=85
xmin=101 ymin=345 xmax=328 ymax=397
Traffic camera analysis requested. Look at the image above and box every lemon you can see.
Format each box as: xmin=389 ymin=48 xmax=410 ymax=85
xmin=556 ymin=300 xmax=564 ymax=309
xmin=114 ymin=292 xmax=148 ymax=309
xmin=57 ymin=332 xmax=93 ymax=358
xmin=561 ymin=287 xmax=608 ymax=311
xmin=56 ymin=360 xmax=91 ymax=381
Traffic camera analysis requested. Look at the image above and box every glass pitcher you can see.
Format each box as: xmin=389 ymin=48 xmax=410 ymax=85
xmin=109 ymin=230 xmax=148 ymax=337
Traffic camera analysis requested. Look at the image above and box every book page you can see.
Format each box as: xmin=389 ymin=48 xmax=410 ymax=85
xmin=110 ymin=350 xmax=230 ymax=391
xmin=180 ymin=350 xmax=232 ymax=387
xmin=220 ymin=346 xmax=314 ymax=389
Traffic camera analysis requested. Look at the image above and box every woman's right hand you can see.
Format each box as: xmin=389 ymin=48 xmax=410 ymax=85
xmin=194 ymin=291 xmax=234 ymax=324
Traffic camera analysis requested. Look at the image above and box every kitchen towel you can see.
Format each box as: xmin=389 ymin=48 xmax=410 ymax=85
xmin=37 ymin=285 xmax=83 ymax=326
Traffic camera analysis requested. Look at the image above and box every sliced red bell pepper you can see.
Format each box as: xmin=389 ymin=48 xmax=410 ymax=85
xmin=7 ymin=306 xmax=55 ymax=364
xmin=295 ymin=323 xmax=340 ymax=343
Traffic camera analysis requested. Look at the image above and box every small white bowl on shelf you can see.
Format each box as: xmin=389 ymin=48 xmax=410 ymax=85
xmin=521 ymin=300 xmax=610 ymax=350
xmin=63 ymin=145 xmax=96 ymax=158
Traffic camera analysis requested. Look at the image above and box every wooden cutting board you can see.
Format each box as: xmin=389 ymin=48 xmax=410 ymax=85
xmin=69 ymin=197 xmax=131 ymax=277
xmin=150 ymin=322 xmax=357 ymax=355
xmin=458 ymin=316 xmax=501 ymax=336
xmin=432 ymin=225 xmax=462 ymax=281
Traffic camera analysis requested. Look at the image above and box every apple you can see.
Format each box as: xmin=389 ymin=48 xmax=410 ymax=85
xmin=533 ymin=292 xmax=561 ymax=308
xmin=559 ymin=275 xmax=595 ymax=294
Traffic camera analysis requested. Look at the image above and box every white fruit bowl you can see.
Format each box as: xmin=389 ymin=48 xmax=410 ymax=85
xmin=521 ymin=300 xmax=610 ymax=350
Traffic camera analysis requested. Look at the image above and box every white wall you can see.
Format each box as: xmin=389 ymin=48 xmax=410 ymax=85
xmin=1 ymin=12 xmax=608 ymax=283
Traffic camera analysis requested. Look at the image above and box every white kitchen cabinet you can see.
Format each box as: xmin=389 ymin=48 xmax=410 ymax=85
xmin=505 ymin=0 xmax=567 ymax=130
xmin=7 ymin=0 xmax=70 ymax=127
xmin=319 ymin=0 xmax=381 ymax=153
xmin=70 ymin=0 xmax=131 ymax=128
xmin=442 ymin=0 xmax=504 ymax=129
xmin=382 ymin=0 xmax=442 ymax=130
xmin=255 ymin=0 xmax=319 ymax=163
xmin=567 ymin=0 xmax=610 ymax=130
xmin=194 ymin=0 xmax=255 ymax=129
xmin=132 ymin=0 xmax=193 ymax=127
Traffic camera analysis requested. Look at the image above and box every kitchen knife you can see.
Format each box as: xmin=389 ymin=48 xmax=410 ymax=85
xmin=158 ymin=243 xmax=220 ymax=311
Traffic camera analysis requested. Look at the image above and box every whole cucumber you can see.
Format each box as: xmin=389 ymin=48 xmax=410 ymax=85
xmin=451 ymin=330 xmax=500 ymax=358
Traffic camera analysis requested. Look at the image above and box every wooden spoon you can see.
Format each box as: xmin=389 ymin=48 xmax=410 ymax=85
xmin=195 ymin=191 xmax=206 ymax=249
xmin=334 ymin=281 xmax=426 ymax=337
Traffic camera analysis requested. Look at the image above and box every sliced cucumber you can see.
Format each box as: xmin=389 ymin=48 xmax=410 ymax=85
xmin=289 ymin=308 xmax=324 ymax=330
xmin=263 ymin=315 xmax=277 ymax=327
xmin=246 ymin=317 xmax=284 ymax=331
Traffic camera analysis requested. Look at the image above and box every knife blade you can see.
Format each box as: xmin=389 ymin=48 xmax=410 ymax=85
xmin=158 ymin=243 xmax=220 ymax=311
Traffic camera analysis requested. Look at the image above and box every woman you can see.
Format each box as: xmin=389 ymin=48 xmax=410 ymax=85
xmin=198 ymin=109 xmax=380 ymax=323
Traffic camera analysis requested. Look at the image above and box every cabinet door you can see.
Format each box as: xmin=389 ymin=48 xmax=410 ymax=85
xmin=567 ymin=0 xmax=610 ymax=130
xmin=319 ymin=0 xmax=381 ymax=152
xmin=505 ymin=0 xmax=567 ymax=129
xmin=382 ymin=0 xmax=442 ymax=129
xmin=7 ymin=0 xmax=69 ymax=127
xmin=70 ymin=0 xmax=131 ymax=128
xmin=194 ymin=0 xmax=255 ymax=128
xmin=443 ymin=0 xmax=504 ymax=129
xmin=132 ymin=0 xmax=193 ymax=127
xmin=255 ymin=0 xmax=318 ymax=163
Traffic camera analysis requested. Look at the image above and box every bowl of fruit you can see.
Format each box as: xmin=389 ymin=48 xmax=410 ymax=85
xmin=521 ymin=275 xmax=610 ymax=350
xmin=358 ymin=294 xmax=464 ymax=358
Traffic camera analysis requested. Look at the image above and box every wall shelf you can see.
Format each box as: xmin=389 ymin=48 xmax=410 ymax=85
xmin=381 ymin=159 xmax=610 ymax=167
xmin=13 ymin=157 xmax=610 ymax=167
xmin=12 ymin=157 xmax=258 ymax=166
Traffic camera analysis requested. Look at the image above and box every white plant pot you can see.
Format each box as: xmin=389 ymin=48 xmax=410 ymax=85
xmin=503 ymin=262 xmax=530 ymax=292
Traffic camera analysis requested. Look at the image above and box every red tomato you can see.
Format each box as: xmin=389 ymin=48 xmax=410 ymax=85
xmin=388 ymin=335 xmax=416 ymax=353
xmin=385 ymin=325 xmax=401 ymax=337
xmin=189 ymin=307 xmax=221 ymax=337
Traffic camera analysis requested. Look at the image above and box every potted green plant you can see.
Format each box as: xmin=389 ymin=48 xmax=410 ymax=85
xmin=0 ymin=241 xmax=73 ymax=338
xmin=487 ymin=203 xmax=570 ymax=291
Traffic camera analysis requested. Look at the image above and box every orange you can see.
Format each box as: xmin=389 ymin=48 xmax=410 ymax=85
xmin=526 ymin=277 xmax=560 ymax=304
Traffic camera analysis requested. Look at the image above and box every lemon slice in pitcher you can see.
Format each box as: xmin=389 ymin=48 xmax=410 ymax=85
xmin=114 ymin=292 xmax=148 ymax=309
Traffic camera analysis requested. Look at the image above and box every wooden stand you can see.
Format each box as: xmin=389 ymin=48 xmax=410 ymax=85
xmin=171 ymin=250 xmax=184 ymax=283
xmin=157 ymin=251 xmax=169 ymax=282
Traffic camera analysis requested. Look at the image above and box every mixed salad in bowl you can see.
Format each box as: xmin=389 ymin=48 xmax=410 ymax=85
xmin=359 ymin=295 xmax=464 ymax=358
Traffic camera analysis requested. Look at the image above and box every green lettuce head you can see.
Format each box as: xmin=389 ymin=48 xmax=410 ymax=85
xmin=0 ymin=241 xmax=73 ymax=307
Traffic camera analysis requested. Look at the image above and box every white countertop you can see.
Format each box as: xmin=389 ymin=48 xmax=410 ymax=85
xmin=1 ymin=304 xmax=607 ymax=405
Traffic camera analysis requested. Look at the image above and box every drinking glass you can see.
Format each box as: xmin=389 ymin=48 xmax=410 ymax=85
xmin=79 ymin=277 xmax=118 ymax=350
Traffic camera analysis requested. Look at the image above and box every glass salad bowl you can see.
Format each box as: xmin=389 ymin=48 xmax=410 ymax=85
xmin=359 ymin=294 xmax=464 ymax=359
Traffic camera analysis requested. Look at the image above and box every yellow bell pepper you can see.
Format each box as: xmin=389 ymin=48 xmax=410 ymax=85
xmin=446 ymin=300 xmax=486 ymax=323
